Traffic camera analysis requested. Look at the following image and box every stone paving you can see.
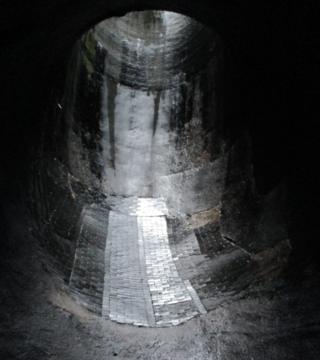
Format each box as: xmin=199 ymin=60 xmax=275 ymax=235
xmin=102 ymin=212 xmax=155 ymax=326
xmin=138 ymin=216 xmax=198 ymax=326
xmin=102 ymin=197 xmax=205 ymax=327
xmin=109 ymin=196 xmax=168 ymax=217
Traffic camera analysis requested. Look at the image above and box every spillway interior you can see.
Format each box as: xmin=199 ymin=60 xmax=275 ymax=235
xmin=0 ymin=6 xmax=319 ymax=360
xmin=55 ymin=10 xmax=230 ymax=327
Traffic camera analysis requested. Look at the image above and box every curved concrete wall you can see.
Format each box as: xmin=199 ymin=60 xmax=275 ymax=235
xmin=28 ymin=12 xmax=289 ymax=303
xmin=1 ymin=3 xmax=319 ymax=359
xmin=94 ymin=11 xmax=216 ymax=90
xmin=62 ymin=12 xmax=226 ymax=216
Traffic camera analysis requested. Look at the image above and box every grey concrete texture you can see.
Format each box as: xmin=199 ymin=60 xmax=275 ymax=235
xmin=1 ymin=5 xmax=319 ymax=360
xmin=94 ymin=11 xmax=217 ymax=90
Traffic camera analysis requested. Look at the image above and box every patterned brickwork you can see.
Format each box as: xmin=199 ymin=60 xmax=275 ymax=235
xmin=69 ymin=197 xmax=206 ymax=326
xmin=102 ymin=212 xmax=155 ymax=326
xmin=109 ymin=196 xmax=168 ymax=216
xmin=69 ymin=205 xmax=109 ymax=313
xmin=138 ymin=216 xmax=199 ymax=326
xmin=102 ymin=198 xmax=205 ymax=326
xmin=167 ymin=214 xmax=256 ymax=311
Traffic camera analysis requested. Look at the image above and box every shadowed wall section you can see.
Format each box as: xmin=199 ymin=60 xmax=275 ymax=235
xmin=27 ymin=11 xmax=290 ymax=318
xmin=0 ymin=3 xmax=319 ymax=359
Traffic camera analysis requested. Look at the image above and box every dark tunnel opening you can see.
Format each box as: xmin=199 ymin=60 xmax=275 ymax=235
xmin=0 ymin=2 xmax=319 ymax=359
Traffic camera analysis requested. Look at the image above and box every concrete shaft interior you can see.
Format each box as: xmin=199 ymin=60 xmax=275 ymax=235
xmin=0 ymin=3 xmax=319 ymax=360
xmin=67 ymin=11 xmax=226 ymax=327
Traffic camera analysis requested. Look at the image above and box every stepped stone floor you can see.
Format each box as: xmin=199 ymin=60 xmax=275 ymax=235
xmin=102 ymin=197 xmax=206 ymax=327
